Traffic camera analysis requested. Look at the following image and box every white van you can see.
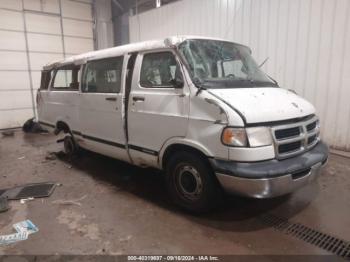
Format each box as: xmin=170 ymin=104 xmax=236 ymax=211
xmin=37 ymin=36 xmax=328 ymax=212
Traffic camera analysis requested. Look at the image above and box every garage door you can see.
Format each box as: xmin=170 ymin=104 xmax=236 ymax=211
xmin=0 ymin=0 xmax=94 ymax=129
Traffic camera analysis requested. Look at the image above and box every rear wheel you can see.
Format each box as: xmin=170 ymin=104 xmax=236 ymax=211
xmin=165 ymin=151 xmax=222 ymax=213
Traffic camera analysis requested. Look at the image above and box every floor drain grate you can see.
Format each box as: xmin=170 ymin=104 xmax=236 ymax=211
xmin=259 ymin=214 xmax=350 ymax=260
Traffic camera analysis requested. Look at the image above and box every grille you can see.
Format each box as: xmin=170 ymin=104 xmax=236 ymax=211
xmin=308 ymin=134 xmax=317 ymax=145
xmin=2 ymin=183 xmax=57 ymax=200
xmin=272 ymin=116 xmax=320 ymax=159
xmin=15 ymin=183 xmax=56 ymax=199
xmin=307 ymin=121 xmax=317 ymax=132
xmin=259 ymin=214 xmax=350 ymax=260
xmin=278 ymin=141 xmax=302 ymax=154
xmin=275 ymin=126 xmax=300 ymax=140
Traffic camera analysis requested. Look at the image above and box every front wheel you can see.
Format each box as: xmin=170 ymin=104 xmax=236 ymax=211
xmin=165 ymin=152 xmax=222 ymax=213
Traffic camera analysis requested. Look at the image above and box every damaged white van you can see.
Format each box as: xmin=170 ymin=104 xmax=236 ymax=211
xmin=37 ymin=36 xmax=328 ymax=212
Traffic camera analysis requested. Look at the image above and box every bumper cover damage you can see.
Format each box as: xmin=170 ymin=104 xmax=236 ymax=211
xmin=210 ymin=142 xmax=328 ymax=198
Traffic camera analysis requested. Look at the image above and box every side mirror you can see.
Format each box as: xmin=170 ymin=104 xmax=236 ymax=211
xmin=169 ymin=78 xmax=184 ymax=89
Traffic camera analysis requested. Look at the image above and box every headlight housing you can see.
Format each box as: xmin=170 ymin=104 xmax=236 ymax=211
xmin=221 ymin=128 xmax=247 ymax=147
xmin=246 ymin=127 xmax=273 ymax=147
xmin=221 ymin=127 xmax=272 ymax=147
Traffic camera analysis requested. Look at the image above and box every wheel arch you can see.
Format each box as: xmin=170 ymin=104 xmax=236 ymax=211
xmin=159 ymin=138 xmax=213 ymax=170
xmin=55 ymin=120 xmax=72 ymax=135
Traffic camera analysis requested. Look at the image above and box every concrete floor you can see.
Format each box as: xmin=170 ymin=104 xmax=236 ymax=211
xmin=0 ymin=131 xmax=350 ymax=256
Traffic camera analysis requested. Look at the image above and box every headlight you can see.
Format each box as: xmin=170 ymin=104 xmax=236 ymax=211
xmin=221 ymin=127 xmax=272 ymax=147
xmin=221 ymin=128 xmax=248 ymax=147
xmin=246 ymin=127 xmax=272 ymax=147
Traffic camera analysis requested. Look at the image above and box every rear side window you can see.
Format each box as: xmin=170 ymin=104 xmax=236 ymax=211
xmin=52 ymin=65 xmax=80 ymax=90
xmin=40 ymin=70 xmax=52 ymax=90
xmin=140 ymin=51 xmax=182 ymax=88
xmin=82 ymin=57 xmax=123 ymax=93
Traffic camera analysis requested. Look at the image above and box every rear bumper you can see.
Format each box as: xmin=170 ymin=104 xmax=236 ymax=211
xmin=210 ymin=141 xmax=328 ymax=198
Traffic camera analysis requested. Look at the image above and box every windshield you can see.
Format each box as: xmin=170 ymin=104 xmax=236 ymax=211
xmin=178 ymin=39 xmax=277 ymax=88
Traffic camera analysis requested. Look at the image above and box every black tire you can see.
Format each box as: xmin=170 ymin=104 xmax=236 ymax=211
xmin=63 ymin=135 xmax=78 ymax=157
xmin=22 ymin=118 xmax=34 ymax=133
xmin=165 ymin=151 xmax=222 ymax=213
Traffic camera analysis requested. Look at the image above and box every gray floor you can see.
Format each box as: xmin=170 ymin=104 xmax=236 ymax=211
xmin=0 ymin=131 xmax=349 ymax=256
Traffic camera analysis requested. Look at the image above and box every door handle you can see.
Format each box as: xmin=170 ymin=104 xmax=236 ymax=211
xmin=132 ymin=96 xmax=145 ymax=102
xmin=105 ymin=97 xmax=117 ymax=101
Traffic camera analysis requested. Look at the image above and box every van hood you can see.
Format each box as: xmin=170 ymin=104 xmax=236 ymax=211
xmin=209 ymin=87 xmax=315 ymax=124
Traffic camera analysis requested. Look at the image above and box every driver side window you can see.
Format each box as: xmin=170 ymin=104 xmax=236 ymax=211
xmin=140 ymin=51 xmax=183 ymax=88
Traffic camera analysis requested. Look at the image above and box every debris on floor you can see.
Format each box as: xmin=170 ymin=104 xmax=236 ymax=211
xmin=0 ymin=182 xmax=58 ymax=200
xmin=119 ymin=235 xmax=132 ymax=242
xmin=45 ymin=152 xmax=57 ymax=161
xmin=0 ymin=220 xmax=38 ymax=246
xmin=52 ymin=195 xmax=87 ymax=207
xmin=0 ymin=196 xmax=10 ymax=213
xmin=22 ymin=118 xmax=47 ymax=133
xmin=13 ymin=220 xmax=39 ymax=235
xmin=1 ymin=130 xmax=14 ymax=137
xmin=64 ymin=164 xmax=72 ymax=169
xmin=17 ymin=156 xmax=25 ymax=160
xmin=20 ymin=197 xmax=35 ymax=204
xmin=0 ymin=230 xmax=28 ymax=246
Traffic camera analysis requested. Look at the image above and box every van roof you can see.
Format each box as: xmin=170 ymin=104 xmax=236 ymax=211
xmin=43 ymin=35 xmax=246 ymax=70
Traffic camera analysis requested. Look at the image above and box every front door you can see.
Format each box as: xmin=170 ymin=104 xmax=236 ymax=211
xmin=78 ymin=56 xmax=129 ymax=162
xmin=127 ymin=50 xmax=190 ymax=167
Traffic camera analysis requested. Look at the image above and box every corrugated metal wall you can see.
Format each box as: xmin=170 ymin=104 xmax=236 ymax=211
xmin=94 ymin=0 xmax=114 ymax=50
xmin=129 ymin=0 xmax=350 ymax=151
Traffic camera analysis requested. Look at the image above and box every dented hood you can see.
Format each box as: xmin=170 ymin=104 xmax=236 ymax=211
xmin=209 ymin=87 xmax=315 ymax=124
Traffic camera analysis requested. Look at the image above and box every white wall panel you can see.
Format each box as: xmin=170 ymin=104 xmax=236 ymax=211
xmin=64 ymin=36 xmax=93 ymax=54
xmin=29 ymin=53 xmax=63 ymax=70
xmin=0 ymin=71 xmax=31 ymax=91
xmin=30 ymin=71 xmax=42 ymax=90
xmin=27 ymin=33 xmax=63 ymax=52
xmin=24 ymin=0 xmax=60 ymax=13
xmin=61 ymin=0 xmax=92 ymax=20
xmin=0 ymin=0 xmax=22 ymax=10
xmin=0 ymin=0 xmax=95 ymax=129
xmin=63 ymin=18 xmax=93 ymax=38
xmin=0 ymin=31 xmax=26 ymax=50
xmin=129 ymin=0 xmax=350 ymax=151
xmin=0 ymin=51 xmax=28 ymax=70
xmin=42 ymin=0 xmax=60 ymax=14
xmin=0 ymin=90 xmax=33 ymax=110
xmin=25 ymin=13 xmax=61 ymax=34
xmin=23 ymin=0 xmax=41 ymax=11
xmin=0 ymin=109 xmax=34 ymax=129
xmin=0 ymin=10 xmax=24 ymax=31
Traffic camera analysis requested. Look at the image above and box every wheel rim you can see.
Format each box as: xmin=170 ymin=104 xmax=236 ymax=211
xmin=176 ymin=165 xmax=203 ymax=201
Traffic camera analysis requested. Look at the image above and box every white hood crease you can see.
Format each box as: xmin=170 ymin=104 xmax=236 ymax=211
xmin=209 ymin=87 xmax=315 ymax=124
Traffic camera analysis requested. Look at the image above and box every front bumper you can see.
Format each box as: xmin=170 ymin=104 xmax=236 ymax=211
xmin=210 ymin=141 xmax=328 ymax=198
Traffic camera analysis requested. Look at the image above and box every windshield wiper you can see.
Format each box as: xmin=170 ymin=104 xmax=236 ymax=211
xmin=266 ymin=75 xmax=279 ymax=86
xmin=244 ymin=78 xmax=278 ymax=87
